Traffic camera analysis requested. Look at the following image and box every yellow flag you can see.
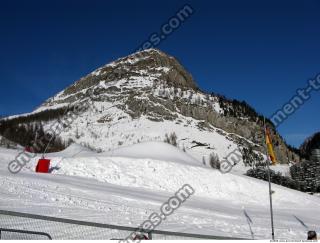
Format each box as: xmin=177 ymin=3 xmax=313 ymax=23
xmin=265 ymin=127 xmax=277 ymax=165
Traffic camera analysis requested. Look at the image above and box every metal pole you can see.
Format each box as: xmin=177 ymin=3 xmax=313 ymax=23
xmin=263 ymin=117 xmax=275 ymax=240
xmin=42 ymin=105 xmax=70 ymax=157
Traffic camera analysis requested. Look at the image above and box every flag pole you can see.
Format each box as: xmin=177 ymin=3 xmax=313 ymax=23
xmin=263 ymin=117 xmax=275 ymax=240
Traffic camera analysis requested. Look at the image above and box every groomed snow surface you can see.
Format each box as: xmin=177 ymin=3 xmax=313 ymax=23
xmin=0 ymin=143 xmax=320 ymax=240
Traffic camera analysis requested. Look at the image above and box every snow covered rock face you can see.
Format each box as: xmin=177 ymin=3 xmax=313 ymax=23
xmin=45 ymin=49 xmax=197 ymax=105
xmin=0 ymin=49 xmax=298 ymax=165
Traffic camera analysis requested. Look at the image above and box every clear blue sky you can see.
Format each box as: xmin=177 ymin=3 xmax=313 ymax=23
xmin=0 ymin=0 xmax=319 ymax=147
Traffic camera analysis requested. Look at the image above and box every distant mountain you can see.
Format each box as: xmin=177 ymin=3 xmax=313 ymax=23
xmin=0 ymin=49 xmax=299 ymax=167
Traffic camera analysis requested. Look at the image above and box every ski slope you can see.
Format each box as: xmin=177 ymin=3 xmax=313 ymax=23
xmin=0 ymin=143 xmax=319 ymax=240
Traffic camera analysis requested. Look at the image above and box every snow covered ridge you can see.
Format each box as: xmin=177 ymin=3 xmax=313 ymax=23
xmin=103 ymin=141 xmax=201 ymax=166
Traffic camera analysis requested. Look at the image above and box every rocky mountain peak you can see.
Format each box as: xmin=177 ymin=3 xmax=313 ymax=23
xmin=59 ymin=49 xmax=197 ymax=100
xmin=114 ymin=48 xmax=197 ymax=88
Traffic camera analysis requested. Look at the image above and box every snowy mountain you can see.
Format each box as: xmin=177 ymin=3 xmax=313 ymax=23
xmin=0 ymin=49 xmax=319 ymax=240
xmin=0 ymin=49 xmax=298 ymax=169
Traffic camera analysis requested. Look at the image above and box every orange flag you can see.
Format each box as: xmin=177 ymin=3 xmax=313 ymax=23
xmin=265 ymin=127 xmax=277 ymax=165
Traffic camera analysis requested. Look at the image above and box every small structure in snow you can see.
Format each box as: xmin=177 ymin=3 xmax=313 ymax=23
xmin=36 ymin=158 xmax=51 ymax=173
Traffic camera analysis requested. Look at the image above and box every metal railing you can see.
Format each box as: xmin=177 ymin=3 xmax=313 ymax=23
xmin=0 ymin=209 xmax=246 ymax=240
xmin=0 ymin=228 xmax=52 ymax=240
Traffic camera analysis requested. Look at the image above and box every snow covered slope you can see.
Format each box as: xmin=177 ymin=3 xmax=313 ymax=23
xmin=102 ymin=141 xmax=200 ymax=166
xmin=0 ymin=144 xmax=319 ymax=240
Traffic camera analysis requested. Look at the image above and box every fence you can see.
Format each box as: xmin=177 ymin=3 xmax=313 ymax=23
xmin=0 ymin=209 xmax=246 ymax=240
xmin=0 ymin=227 xmax=52 ymax=240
